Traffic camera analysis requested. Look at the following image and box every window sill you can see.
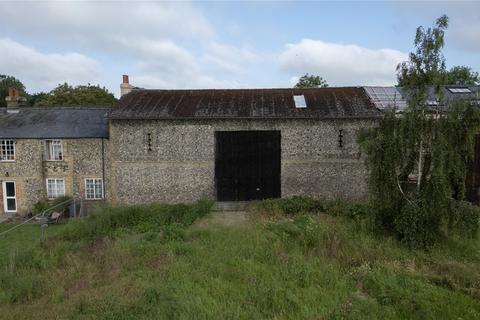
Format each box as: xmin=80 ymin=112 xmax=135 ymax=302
xmin=0 ymin=160 xmax=16 ymax=163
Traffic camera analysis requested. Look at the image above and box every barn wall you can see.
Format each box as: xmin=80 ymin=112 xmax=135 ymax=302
xmin=0 ymin=138 xmax=108 ymax=216
xmin=109 ymin=119 xmax=377 ymax=205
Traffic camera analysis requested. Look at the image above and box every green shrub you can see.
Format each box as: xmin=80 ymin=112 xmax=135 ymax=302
xmin=32 ymin=196 xmax=73 ymax=215
xmin=250 ymin=196 xmax=324 ymax=216
xmin=345 ymin=203 xmax=370 ymax=221
xmin=449 ymin=200 xmax=480 ymax=238
xmin=344 ymin=203 xmax=375 ymax=233
xmin=322 ymin=200 xmax=349 ymax=216
xmin=390 ymin=199 xmax=480 ymax=248
xmin=394 ymin=201 xmax=442 ymax=248
xmin=59 ymin=199 xmax=213 ymax=241
xmin=32 ymin=199 xmax=50 ymax=215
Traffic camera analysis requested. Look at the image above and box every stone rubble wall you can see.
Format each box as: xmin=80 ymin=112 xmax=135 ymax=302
xmin=109 ymin=118 xmax=377 ymax=205
xmin=0 ymin=138 xmax=108 ymax=216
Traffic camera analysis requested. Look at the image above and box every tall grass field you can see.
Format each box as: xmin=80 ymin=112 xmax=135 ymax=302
xmin=0 ymin=198 xmax=479 ymax=319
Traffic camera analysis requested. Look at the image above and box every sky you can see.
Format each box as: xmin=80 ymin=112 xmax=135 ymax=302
xmin=0 ymin=1 xmax=479 ymax=97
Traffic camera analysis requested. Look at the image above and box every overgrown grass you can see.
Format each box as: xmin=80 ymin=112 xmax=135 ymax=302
xmin=0 ymin=224 xmax=66 ymax=261
xmin=1 ymin=197 xmax=479 ymax=319
xmin=59 ymin=199 xmax=213 ymax=240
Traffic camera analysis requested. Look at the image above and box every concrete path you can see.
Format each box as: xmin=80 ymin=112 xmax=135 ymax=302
xmin=192 ymin=202 xmax=254 ymax=229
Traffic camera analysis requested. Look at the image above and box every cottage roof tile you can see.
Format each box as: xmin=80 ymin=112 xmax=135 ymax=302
xmin=0 ymin=107 xmax=110 ymax=139
xmin=110 ymin=87 xmax=381 ymax=120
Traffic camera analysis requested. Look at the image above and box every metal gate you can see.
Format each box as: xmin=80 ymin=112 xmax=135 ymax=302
xmin=215 ymin=130 xmax=281 ymax=201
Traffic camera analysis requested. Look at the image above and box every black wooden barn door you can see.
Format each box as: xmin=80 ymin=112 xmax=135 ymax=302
xmin=215 ymin=131 xmax=281 ymax=201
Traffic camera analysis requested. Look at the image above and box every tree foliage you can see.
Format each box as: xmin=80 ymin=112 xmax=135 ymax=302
xmin=401 ymin=65 xmax=480 ymax=86
xmin=0 ymin=74 xmax=27 ymax=108
xmin=360 ymin=15 xmax=480 ymax=248
xmin=396 ymin=15 xmax=449 ymax=94
xmin=294 ymin=73 xmax=329 ymax=88
xmin=27 ymin=92 xmax=48 ymax=107
xmin=446 ymin=66 xmax=479 ymax=85
xmin=35 ymin=83 xmax=116 ymax=107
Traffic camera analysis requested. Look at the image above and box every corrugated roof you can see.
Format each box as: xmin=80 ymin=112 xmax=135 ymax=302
xmin=0 ymin=107 xmax=110 ymax=139
xmin=365 ymin=85 xmax=480 ymax=112
xmin=110 ymin=87 xmax=381 ymax=120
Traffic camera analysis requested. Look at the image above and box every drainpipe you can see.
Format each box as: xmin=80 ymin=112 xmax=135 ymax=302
xmin=102 ymin=138 xmax=106 ymax=201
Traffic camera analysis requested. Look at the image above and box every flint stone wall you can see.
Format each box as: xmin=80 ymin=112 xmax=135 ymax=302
xmin=109 ymin=118 xmax=377 ymax=205
xmin=0 ymin=139 xmax=108 ymax=216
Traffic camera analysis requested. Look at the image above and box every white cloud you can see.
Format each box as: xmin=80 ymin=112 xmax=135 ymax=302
xmin=204 ymin=42 xmax=259 ymax=74
xmin=0 ymin=38 xmax=101 ymax=92
xmin=0 ymin=1 xmax=253 ymax=93
xmin=279 ymin=39 xmax=408 ymax=86
xmin=394 ymin=2 xmax=480 ymax=52
xmin=133 ymin=74 xmax=240 ymax=90
xmin=132 ymin=41 xmax=242 ymax=89
xmin=0 ymin=1 xmax=214 ymax=48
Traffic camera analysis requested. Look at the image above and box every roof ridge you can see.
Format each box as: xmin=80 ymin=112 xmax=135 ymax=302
xmin=26 ymin=106 xmax=112 ymax=110
xmin=131 ymin=87 xmax=365 ymax=92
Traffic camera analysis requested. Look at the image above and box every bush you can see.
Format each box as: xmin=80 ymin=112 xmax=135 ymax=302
xmin=59 ymin=199 xmax=213 ymax=241
xmin=322 ymin=200 xmax=349 ymax=217
xmin=32 ymin=196 xmax=73 ymax=215
xmin=344 ymin=203 xmax=374 ymax=233
xmin=389 ymin=199 xmax=480 ymax=248
xmin=345 ymin=203 xmax=370 ymax=221
xmin=250 ymin=196 xmax=324 ymax=216
xmin=449 ymin=200 xmax=480 ymax=238
xmin=32 ymin=199 xmax=50 ymax=215
xmin=394 ymin=201 xmax=442 ymax=248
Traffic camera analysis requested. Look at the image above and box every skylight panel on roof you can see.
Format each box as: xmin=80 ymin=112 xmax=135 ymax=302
xmin=364 ymin=87 xmax=407 ymax=111
xmin=294 ymin=95 xmax=306 ymax=108
xmin=448 ymin=88 xmax=472 ymax=94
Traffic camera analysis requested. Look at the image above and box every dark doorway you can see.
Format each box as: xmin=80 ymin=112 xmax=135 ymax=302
xmin=215 ymin=130 xmax=281 ymax=201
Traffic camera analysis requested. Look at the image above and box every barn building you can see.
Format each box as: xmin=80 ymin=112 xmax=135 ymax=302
xmin=2 ymin=76 xmax=479 ymax=217
xmin=108 ymin=85 xmax=380 ymax=205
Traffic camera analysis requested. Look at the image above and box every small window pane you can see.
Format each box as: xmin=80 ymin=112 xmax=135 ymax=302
xmin=5 ymin=182 xmax=15 ymax=197
xmin=85 ymin=178 xmax=103 ymax=199
xmin=47 ymin=179 xmax=65 ymax=199
xmin=46 ymin=140 xmax=63 ymax=161
xmin=7 ymin=199 xmax=16 ymax=211
xmin=1 ymin=140 xmax=15 ymax=161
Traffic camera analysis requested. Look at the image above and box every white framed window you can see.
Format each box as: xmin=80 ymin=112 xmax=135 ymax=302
xmin=2 ymin=181 xmax=17 ymax=213
xmin=85 ymin=178 xmax=104 ymax=200
xmin=45 ymin=140 xmax=64 ymax=161
xmin=0 ymin=140 xmax=15 ymax=161
xmin=46 ymin=178 xmax=65 ymax=199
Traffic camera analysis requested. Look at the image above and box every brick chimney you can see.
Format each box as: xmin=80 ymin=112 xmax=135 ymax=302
xmin=120 ymin=74 xmax=134 ymax=97
xmin=5 ymin=87 xmax=27 ymax=113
